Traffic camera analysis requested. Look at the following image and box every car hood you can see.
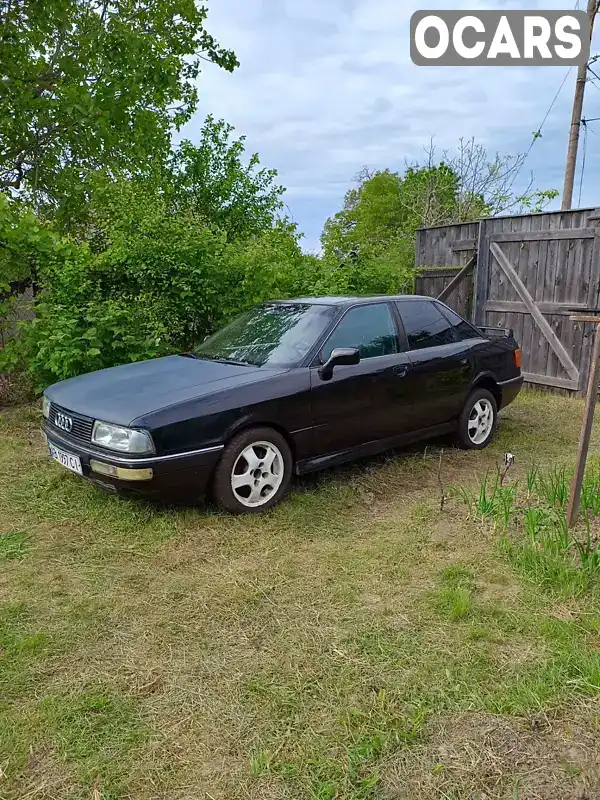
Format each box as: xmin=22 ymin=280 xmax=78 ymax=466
xmin=45 ymin=355 xmax=287 ymax=426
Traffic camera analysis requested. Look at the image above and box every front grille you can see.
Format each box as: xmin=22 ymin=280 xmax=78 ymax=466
xmin=48 ymin=402 xmax=94 ymax=445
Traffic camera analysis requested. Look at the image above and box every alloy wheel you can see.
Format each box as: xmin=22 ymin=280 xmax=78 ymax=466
xmin=230 ymin=441 xmax=284 ymax=508
xmin=468 ymin=398 xmax=494 ymax=445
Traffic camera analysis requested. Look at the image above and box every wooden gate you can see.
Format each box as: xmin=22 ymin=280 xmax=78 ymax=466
xmin=474 ymin=213 xmax=600 ymax=392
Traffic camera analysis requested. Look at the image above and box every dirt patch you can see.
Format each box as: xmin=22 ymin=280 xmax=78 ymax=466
xmin=382 ymin=708 xmax=600 ymax=799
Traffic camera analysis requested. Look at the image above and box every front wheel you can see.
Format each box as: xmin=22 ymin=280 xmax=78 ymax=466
xmin=457 ymin=389 xmax=498 ymax=450
xmin=212 ymin=427 xmax=293 ymax=514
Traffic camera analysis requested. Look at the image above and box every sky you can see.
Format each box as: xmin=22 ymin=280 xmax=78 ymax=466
xmin=183 ymin=0 xmax=600 ymax=252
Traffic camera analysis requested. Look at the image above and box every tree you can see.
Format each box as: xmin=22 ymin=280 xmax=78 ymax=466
xmin=80 ymin=116 xmax=289 ymax=247
xmin=427 ymin=138 xmax=558 ymax=221
xmin=171 ymin=117 xmax=286 ymax=241
xmin=0 ymin=0 xmax=237 ymax=216
xmin=321 ymin=165 xmax=459 ymax=268
xmin=0 ymin=117 xmax=320 ymax=389
xmin=321 ymin=139 xmax=559 ymax=287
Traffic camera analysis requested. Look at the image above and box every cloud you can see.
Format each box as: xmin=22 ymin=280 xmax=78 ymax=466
xmin=185 ymin=0 xmax=600 ymax=251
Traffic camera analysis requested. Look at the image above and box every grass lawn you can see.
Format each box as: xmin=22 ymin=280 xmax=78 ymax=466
xmin=1 ymin=390 xmax=600 ymax=799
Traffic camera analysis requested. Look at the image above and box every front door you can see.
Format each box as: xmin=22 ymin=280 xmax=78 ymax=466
xmin=309 ymin=302 xmax=413 ymax=455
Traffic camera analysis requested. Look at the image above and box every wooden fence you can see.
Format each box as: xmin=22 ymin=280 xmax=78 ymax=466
xmin=415 ymin=266 xmax=473 ymax=320
xmin=415 ymin=207 xmax=600 ymax=395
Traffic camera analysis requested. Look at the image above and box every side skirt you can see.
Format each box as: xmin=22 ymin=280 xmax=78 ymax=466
xmin=295 ymin=422 xmax=457 ymax=475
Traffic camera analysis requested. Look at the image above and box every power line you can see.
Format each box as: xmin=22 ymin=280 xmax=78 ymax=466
xmin=580 ymin=8 xmax=600 ymax=203
xmin=508 ymin=67 xmax=573 ymax=190
xmin=536 ymin=69 xmax=574 ymax=135
xmin=576 ymin=116 xmax=600 ymax=205
xmin=575 ymin=5 xmax=600 ymax=203
xmin=589 ymin=65 xmax=600 ymax=82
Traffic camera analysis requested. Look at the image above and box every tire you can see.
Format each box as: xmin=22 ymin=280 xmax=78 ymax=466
xmin=212 ymin=427 xmax=293 ymax=514
xmin=456 ymin=388 xmax=498 ymax=450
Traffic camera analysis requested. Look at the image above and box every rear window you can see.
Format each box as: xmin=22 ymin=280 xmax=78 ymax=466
xmin=435 ymin=303 xmax=481 ymax=342
xmin=396 ymin=300 xmax=454 ymax=350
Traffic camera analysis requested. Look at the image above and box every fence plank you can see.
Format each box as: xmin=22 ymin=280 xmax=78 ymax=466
xmin=451 ymin=239 xmax=477 ymax=252
xmin=522 ymin=372 xmax=580 ymax=390
xmin=416 ymin=268 xmax=460 ymax=279
xmin=490 ymin=228 xmax=596 ymax=242
xmin=474 ymin=223 xmax=489 ymax=326
xmin=484 ymin=300 xmax=588 ymax=316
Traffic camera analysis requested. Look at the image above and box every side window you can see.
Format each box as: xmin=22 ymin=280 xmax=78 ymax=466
xmin=435 ymin=303 xmax=481 ymax=342
xmin=397 ymin=300 xmax=455 ymax=351
xmin=322 ymin=304 xmax=399 ymax=361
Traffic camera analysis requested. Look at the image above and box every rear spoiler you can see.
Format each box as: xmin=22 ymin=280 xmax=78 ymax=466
xmin=477 ymin=325 xmax=515 ymax=340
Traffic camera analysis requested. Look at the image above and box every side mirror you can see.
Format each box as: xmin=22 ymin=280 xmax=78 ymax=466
xmin=318 ymin=347 xmax=360 ymax=381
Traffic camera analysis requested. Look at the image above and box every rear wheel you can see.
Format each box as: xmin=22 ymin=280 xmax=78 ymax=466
xmin=457 ymin=388 xmax=498 ymax=450
xmin=212 ymin=427 xmax=292 ymax=513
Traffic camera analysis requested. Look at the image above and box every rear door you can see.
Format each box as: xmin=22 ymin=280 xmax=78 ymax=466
xmin=309 ymin=302 xmax=413 ymax=454
xmin=396 ymin=299 xmax=474 ymax=428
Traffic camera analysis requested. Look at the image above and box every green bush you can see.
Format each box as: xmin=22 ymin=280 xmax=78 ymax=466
xmin=0 ymin=200 xmax=337 ymax=391
xmin=0 ymin=117 xmax=420 ymax=391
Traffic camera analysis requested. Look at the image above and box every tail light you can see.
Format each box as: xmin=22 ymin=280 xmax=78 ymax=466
xmin=514 ymin=348 xmax=522 ymax=369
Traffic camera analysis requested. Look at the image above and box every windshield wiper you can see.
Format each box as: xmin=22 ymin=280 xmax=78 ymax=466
xmin=185 ymin=353 xmax=255 ymax=367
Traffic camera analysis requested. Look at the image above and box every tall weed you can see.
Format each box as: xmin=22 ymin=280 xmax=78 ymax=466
xmin=459 ymin=470 xmax=517 ymax=529
xmin=535 ymin=466 xmax=569 ymax=509
xmin=460 ymin=464 xmax=600 ymax=598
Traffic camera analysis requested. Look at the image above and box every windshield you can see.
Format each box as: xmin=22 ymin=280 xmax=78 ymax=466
xmin=194 ymin=303 xmax=337 ymax=368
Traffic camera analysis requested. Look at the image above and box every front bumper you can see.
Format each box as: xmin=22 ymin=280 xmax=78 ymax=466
xmin=42 ymin=423 xmax=223 ymax=500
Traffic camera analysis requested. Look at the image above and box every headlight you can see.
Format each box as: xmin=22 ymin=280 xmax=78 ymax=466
xmin=92 ymin=421 xmax=155 ymax=454
xmin=42 ymin=395 xmax=50 ymax=419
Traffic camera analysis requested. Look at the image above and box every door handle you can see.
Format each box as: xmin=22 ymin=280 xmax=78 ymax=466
xmin=460 ymin=358 xmax=469 ymax=366
xmin=394 ymin=364 xmax=409 ymax=378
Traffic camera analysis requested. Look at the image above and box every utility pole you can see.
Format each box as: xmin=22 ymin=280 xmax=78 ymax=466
xmin=567 ymin=314 xmax=600 ymax=527
xmin=561 ymin=0 xmax=598 ymax=210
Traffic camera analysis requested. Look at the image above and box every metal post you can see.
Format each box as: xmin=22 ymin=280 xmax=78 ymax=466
xmin=567 ymin=318 xmax=600 ymax=527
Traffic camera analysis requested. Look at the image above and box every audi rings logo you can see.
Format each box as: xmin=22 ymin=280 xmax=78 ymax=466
xmin=54 ymin=412 xmax=73 ymax=433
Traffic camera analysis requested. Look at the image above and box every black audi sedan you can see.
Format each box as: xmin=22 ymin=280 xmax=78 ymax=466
xmin=42 ymin=295 xmax=523 ymax=513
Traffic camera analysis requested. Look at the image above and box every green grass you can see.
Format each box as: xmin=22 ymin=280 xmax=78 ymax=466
xmin=39 ymin=690 xmax=148 ymax=798
xmin=0 ymin=530 xmax=30 ymax=560
xmin=432 ymin=564 xmax=475 ymax=620
xmin=1 ymin=391 xmax=600 ymax=799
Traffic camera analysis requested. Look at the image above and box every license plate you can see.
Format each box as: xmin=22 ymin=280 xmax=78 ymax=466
xmin=48 ymin=443 xmax=83 ymax=476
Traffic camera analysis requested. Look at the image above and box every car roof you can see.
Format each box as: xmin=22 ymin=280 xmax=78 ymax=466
xmin=272 ymin=295 xmax=433 ymax=307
